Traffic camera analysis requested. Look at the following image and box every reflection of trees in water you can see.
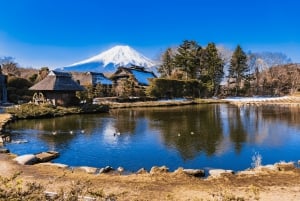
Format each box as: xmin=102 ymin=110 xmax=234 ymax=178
xmin=145 ymin=105 xmax=224 ymax=160
xmin=226 ymin=106 xmax=247 ymax=153
xmin=260 ymin=106 xmax=300 ymax=128
xmin=109 ymin=110 xmax=138 ymax=134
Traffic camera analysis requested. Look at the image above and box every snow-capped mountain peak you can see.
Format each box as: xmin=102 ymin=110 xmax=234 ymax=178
xmin=60 ymin=45 xmax=157 ymax=73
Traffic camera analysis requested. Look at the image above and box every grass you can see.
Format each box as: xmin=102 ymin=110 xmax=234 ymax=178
xmin=5 ymin=103 xmax=109 ymax=119
xmin=0 ymin=173 xmax=116 ymax=201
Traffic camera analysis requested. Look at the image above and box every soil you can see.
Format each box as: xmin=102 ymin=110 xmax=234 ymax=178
xmin=1 ymin=153 xmax=300 ymax=200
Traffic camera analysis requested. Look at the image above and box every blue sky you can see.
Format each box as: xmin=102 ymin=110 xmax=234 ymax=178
xmin=0 ymin=0 xmax=299 ymax=68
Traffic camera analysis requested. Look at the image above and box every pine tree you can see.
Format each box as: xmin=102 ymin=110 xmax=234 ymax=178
xmin=229 ymin=45 xmax=249 ymax=95
xmin=200 ymin=43 xmax=224 ymax=96
xmin=158 ymin=48 xmax=174 ymax=78
xmin=173 ymin=40 xmax=202 ymax=80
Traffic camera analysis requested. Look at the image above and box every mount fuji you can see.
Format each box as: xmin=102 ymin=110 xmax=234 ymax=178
xmin=58 ymin=45 xmax=157 ymax=73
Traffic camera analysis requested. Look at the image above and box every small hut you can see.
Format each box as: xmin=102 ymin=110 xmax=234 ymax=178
xmin=29 ymin=71 xmax=84 ymax=106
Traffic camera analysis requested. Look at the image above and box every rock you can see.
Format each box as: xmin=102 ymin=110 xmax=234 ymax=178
xmin=99 ymin=166 xmax=113 ymax=174
xmin=35 ymin=151 xmax=59 ymax=163
xmin=182 ymin=169 xmax=205 ymax=177
xmin=0 ymin=148 xmax=9 ymax=153
xmin=44 ymin=191 xmax=58 ymax=200
xmin=38 ymin=162 xmax=68 ymax=168
xmin=136 ymin=168 xmax=148 ymax=174
xmin=13 ymin=154 xmax=38 ymax=165
xmin=255 ymin=164 xmax=278 ymax=171
xmin=275 ymin=162 xmax=295 ymax=171
xmin=78 ymin=166 xmax=98 ymax=174
xmin=150 ymin=166 xmax=169 ymax=174
xmin=209 ymin=169 xmax=234 ymax=177
xmin=117 ymin=166 xmax=124 ymax=173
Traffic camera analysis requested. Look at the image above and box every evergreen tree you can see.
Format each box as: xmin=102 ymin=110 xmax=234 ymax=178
xmin=158 ymin=48 xmax=174 ymax=78
xmin=228 ymin=45 xmax=249 ymax=95
xmin=200 ymin=43 xmax=224 ymax=96
xmin=173 ymin=40 xmax=202 ymax=80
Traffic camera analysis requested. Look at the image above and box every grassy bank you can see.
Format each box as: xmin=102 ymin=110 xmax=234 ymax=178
xmin=103 ymin=98 xmax=228 ymax=109
xmin=5 ymin=103 xmax=109 ymax=119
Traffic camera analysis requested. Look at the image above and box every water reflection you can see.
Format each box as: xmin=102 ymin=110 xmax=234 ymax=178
xmin=6 ymin=104 xmax=300 ymax=171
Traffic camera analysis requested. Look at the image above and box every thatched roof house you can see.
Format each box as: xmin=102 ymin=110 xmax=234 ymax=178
xmin=29 ymin=71 xmax=84 ymax=106
xmin=111 ymin=66 xmax=157 ymax=86
xmin=72 ymin=72 xmax=112 ymax=86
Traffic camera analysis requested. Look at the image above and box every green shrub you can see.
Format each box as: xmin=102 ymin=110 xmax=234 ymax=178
xmin=146 ymin=78 xmax=203 ymax=99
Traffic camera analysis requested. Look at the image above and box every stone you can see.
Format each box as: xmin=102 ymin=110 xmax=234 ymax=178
xmin=0 ymin=148 xmax=9 ymax=153
xmin=275 ymin=162 xmax=295 ymax=171
xmin=136 ymin=168 xmax=148 ymax=174
xmin=255 ymin=164 xmax=278 ymax=171
xmin=13 ymin=154 xmax=38 ymax=165
xmin=78 ymin=166 xmax=98 ymax=174
xmin=150 ymin=166 xmax=169 ymax=174
xmin=99 ymin=166 xmax=113 ymax=174
xmin=209 ymin=169 xmax=234 ymax=177
xmin=35 ymin=151 xmax=59 ymax=163
xmin=39 ymin=162 xmax=68 ymax=168
xmin=183 ymin=169 xmax=205 ymax=177
xmin=44 ymin=191 xmax=58 ymax=200
xmin=117 ymin=166 xmax=124 ymax=173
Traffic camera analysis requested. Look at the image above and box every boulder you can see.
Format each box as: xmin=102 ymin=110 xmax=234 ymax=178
xmin=99 ymin=166 xmax=113 ymax=174
xmin=209 ymin=169 xmax=234 ymax=177
xmin=183 ymin=169 xmax=205 ymax=177
xmin=35 ymin=151 xmax=59 ymax=163
xmin=78 ymin=166 xmax=98 ymax=174
xmin=0 ymin=148 xmax=9 ymax=153
xmin=38 ymin=162 xmax=68 ymax=169
xmin=136 ymin=168 xmax=148 ymax=174
xmin=13 ymin=154 xmax=38 ymax=165
xmin=275 ymin=162 xmax=295 ymax=171
xmin=117 ymin=166 xmax=124 ymax=173
xmin=150 ymin=166 xmax=169 ymax=174
xmin=255 ymin=164 xmax=278 ymax=171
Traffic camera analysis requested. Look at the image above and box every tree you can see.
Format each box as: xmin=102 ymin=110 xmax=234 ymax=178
xmin=158 ymin=48 xmax=175 ymax=78
xmin=200 ymin=43 xmax=224 ymax=96
xmin=228 ymin=45 xmax=249 ymax=95
xmin=173 ymin=40 xmax=202 ymax=80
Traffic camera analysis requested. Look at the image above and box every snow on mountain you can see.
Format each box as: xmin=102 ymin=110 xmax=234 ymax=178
xmin=58 ymin=45 xmax=157 ymax=73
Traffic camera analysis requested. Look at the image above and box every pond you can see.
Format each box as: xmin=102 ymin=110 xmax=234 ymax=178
xmin=5 ymin=104 xmax=300 ymax=172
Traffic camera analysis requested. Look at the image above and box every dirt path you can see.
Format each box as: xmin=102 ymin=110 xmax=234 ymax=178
xmin=1 ymin=153 xmax=300 ymax=200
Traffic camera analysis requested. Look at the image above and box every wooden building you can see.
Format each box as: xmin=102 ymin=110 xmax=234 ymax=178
xmin=72 ymin=72 xmax=112 ymax=86
xmin=111 ymin=66 xmax=157 ymax=86
xmin=29 ymin=71 xmax=84 ymax=106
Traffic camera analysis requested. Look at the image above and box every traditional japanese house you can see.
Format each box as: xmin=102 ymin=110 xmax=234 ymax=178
xmin=111 ymin=66 xmax=157 ymax=86
xmin=29 ymin=71 xmax=84 ymax=106
xmin=72 ymin=72 xmax=112 ymax=86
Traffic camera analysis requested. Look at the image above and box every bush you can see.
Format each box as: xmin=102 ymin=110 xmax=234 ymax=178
xmin=146 ymin=78 xmax=203 ymax=99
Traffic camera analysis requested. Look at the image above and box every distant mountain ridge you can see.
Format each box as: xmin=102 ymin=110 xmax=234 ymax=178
xmin=57 ymin=45 xmax=157 ymax=73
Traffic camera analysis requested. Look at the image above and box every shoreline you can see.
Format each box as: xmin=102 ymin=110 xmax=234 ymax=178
xmin=1 ymin=152 xmax=300 ymax=200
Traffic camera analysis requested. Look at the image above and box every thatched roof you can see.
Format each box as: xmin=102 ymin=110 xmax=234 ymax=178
xmin=29 ymin=71 xmax=84 ymax=91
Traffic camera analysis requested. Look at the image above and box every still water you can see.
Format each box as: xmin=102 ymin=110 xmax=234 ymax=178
xmin=5 ymin=104 xmax=300 ymax=172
